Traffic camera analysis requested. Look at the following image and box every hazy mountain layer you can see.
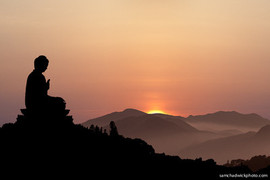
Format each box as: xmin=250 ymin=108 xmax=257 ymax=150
xmin=179 ymin=125 xmax=270 ymax=164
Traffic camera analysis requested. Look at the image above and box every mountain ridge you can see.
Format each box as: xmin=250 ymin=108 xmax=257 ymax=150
xmin=82 ymin=109 xmax=270 ymax=133
xmin=82 ymin=108 xmax=146 ymax=127
xmin=185 ymin=111 xmax=270 ymax=128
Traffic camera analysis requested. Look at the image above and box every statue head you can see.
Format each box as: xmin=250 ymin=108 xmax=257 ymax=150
xmin=34 ymin=55 xmax=49 ymax=72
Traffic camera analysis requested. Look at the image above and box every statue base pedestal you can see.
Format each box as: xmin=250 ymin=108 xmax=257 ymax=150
xmin=16 ymin=108 xmax=73 ymax=129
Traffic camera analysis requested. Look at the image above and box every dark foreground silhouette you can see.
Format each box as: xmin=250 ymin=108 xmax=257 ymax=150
xmin=1 ymin=115 xmax=257 ymax=179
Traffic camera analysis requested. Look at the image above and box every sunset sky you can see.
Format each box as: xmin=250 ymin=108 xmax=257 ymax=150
xmin=1 ymin=0 xmax=270 ymax=124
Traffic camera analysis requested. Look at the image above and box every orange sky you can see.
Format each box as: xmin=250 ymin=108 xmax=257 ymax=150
xmin=1 ymin=0 xmax=270 ymax=124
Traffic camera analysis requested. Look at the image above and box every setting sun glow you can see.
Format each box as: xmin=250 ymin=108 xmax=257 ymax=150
xmin=147 ymin=110 xmax=166 ymax=114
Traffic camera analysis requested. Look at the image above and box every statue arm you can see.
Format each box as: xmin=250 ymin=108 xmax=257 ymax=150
xmin=46 ymin=79 xmax=50 ymax=90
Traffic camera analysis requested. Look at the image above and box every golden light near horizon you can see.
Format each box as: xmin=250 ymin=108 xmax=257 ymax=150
xmin=147 ymin=110 xmax=166 ymax=114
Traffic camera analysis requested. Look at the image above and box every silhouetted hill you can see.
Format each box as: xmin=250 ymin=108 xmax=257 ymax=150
xmin=152 ymin=113 xmax=197 ymax=131
xmin=112 ymin=114 xmax=198 ymax=137
xmin=224 ymin=155 xmax=270 ymax=172
xmin=179 ymin=125 xmax=270 ymax=164
xmin=255 ymin=125 xmax=270 ymax=138
xmin=0 ymin=117 xmax=255 ymax=179
xmin=82 ymin=108 xmax=146 ymax=127
xmin=185 ymin=111 xmax=270 ymax=132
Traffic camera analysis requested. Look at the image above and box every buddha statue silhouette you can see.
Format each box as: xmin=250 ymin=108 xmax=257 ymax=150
xmin=25 ymin=55 xmax=66 ymax=113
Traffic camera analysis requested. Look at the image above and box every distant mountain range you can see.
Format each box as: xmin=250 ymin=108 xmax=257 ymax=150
xmin=81 ymin=108 xmax=270 ymax=163
xmin=184 ymin=111 xmax=270 ymax=132
xmin=180 ymin=125 xmax=270 ymax=164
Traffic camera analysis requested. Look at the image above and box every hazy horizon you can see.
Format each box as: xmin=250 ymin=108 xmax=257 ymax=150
xmin=1 ymin=0 xmax=270 ymax=124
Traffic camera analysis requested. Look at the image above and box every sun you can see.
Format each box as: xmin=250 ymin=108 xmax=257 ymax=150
xmin=147 ymin=110 xmax=166 ymax=114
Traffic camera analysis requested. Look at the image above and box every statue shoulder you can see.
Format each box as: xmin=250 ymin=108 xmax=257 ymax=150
xmin=27 ymin=70 xmax=46 ymax=82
